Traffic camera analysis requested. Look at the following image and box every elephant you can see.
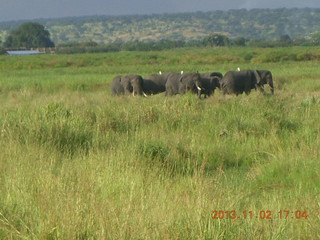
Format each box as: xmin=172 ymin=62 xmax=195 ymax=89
xmin=204 ymin=72 xmax=223 ymax=79
xmin=165 ymin=72 xmax=203 ymax=96
xmin=142 ymin=72 xmax=171 ymax=95
xmin=179 ymin=72 xmax=203 ymax=95
xmin=110 ymin=75 xmax=123 ymax=95
xmin=111 ymin=74 xmax=147 ymax=96
xmin=220 ymin=70 xmax=274 ymax=95
xmin=164 ymin=72 xmax=183 ymax=96
xmin=198 ymin=72 xmax=223 ymax=98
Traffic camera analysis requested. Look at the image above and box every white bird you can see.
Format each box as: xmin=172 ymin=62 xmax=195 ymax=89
xmin=181 ymin=70 xmax=184 ymax=74
xmin=159 ymin=71 xmax=162 ymax=75
xmin=237 ymin=67 xmax=241 ymax=71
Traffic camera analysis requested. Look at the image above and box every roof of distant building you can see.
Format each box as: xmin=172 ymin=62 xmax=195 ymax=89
xmin=6 ymin=50 xmax=40 ymax=56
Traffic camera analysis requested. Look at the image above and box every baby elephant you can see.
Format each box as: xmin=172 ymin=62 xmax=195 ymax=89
xmin=198 ymin=72 xmax=223 ymax=98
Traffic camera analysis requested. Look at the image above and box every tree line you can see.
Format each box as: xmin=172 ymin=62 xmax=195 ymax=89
xmin=1 ymin=8 xmax=320 ymax=46
xmin=40 ymin=33 xmax=320 ymax=54
xmin=2 ymin=19 xmax=320 ymax=55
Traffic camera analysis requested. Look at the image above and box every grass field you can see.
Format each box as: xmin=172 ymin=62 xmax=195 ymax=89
xmin=0 ymin=47 xmax=320 ymax=239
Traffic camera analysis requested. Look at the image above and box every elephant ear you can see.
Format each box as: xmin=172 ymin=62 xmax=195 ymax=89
xmin=213 ymin=77 xmax=220 ymax=88
xmin=253 ymin=70 xmax=262 ymax=85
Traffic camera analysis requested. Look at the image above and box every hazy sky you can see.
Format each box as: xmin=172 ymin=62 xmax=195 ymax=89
xmin=1 ymin=0 xmax=320 ymax=22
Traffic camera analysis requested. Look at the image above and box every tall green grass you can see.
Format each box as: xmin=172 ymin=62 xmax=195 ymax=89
xmin=0 ymin=47 xmax=320 ymax=239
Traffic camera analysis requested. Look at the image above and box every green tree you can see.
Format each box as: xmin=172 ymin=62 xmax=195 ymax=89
xmin=310 ymin=32 xmax=320 ymax=46
xmin=4 ymin=22 xmax=55 ymax=48
xmin=279 ymin=34 xmax=291 ymax=43
xmin=202 ymin=34 xmax=230 ymax=47
xmin=279 ymin=34 xmax=292 ymax=46
xmin=232 ymin=37 xmax=247 ymax=46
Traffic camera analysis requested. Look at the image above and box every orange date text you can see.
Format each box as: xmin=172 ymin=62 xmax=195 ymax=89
xmin=211 ymin=210 xmax=308 ymax=220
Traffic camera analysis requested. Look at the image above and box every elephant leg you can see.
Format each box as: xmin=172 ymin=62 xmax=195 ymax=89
xmin=236 ymin=90 xmax=242 ymax=96
xmin=255 ymin=84 xmax=266 ymax=95
xmin=221 ymin=87 xmax=227 ymax=95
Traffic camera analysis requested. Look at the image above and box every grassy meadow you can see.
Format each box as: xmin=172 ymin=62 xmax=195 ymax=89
xmin=0 ymin=47 xmax=320 ymax=239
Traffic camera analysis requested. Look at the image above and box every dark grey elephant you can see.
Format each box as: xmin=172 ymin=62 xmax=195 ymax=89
xmin=165 ymin=72 xmax=203 ymax=96
xmin=142 ymin=72 xmax=171 ymax=95
xmin=179 ymin=72 xmax=203 ymax=95
xmin=199 ymin=72 xmax=223 ymax=98
xmin=111 ymin=74 xmax=146 ymax=96
xmin=204 ymin=72 xmax=223 ymax=79
xmin=164 ymin=72 xmax=183 ymax=96
xmin=220 ymin=70 xmax=274 ymax=95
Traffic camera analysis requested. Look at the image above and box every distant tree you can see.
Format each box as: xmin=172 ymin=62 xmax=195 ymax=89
xmin=0 ymin=47 xmax=5 ymax=55
xmin=279 ymin=34 xmax=291 ymax=42
xmin=202 ymin=34 xmax=230 ymax=47
xmin=310 ymin=32 xmax=320 ymax=45
xmin=279 ymin=34 xmax=292 ymax=45
xmin=232 ymin=37 xmax=247 ymax=46
xmin=292 ymin=36 xmax=310 ymax=46
xmin=4 ymin=22 xmax=55 ymax=48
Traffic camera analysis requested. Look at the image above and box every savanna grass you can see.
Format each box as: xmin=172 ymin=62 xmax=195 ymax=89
xmin=0 ymin=47 xmax=320 ymax=239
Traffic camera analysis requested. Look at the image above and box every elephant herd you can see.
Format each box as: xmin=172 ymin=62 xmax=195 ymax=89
xmin=110 ymin=70 xmax=274 ymax=97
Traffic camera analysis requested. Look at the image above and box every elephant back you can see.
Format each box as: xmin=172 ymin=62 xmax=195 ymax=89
xmin=143 ymin=74 xmax=167 ymax=95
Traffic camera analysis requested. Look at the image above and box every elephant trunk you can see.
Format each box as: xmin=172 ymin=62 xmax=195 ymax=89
xmin=130 ymin=75 xmax=146 ymax=97
xmin=270 ymin=85 xmax=275 ymax=95
xmin=267 ymin=73 xmax=275 ymax=95
xmin=268 ymin=79 xmax=275 ymax=95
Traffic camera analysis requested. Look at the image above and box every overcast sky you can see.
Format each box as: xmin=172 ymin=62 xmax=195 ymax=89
xmin=1 ymin=0 xmax=320 ymax=22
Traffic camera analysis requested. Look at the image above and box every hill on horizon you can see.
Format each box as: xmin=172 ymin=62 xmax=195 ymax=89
xmin=1 ymin=8 xmax=320 ymax=45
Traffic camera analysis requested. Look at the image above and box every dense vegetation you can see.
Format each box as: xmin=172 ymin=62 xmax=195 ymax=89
xmin=0 ymin=46 xmax=319 ymax=239
xmin=3 ymin=22 xmax=55 ymax=48
xmin=1 ymin=8 xmax=320 ymax=46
